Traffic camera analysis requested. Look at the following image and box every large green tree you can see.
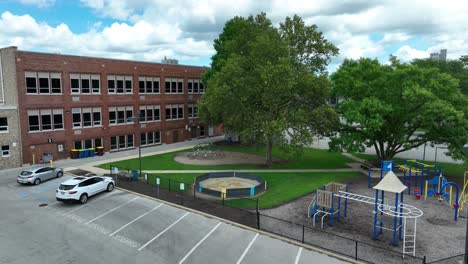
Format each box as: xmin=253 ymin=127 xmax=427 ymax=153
xmin=199 ymin=14 xmax=338 ymax=166
xmin=412 ymin=58 xmax=468 ymax=95
xmin=330 ymin=57 xmax=468 ymax=162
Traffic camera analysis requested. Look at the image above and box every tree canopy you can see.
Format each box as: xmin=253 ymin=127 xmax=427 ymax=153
xmin=330 ymin=57 xmax=468 ymax=162
xmin=412 ymin=58 xmax=468 ymax=96
xmin=199 ymin=13 xmax=339 ymax=166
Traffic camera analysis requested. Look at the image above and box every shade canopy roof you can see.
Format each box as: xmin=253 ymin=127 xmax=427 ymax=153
xmin=373 ymin=171 xmax=407 ymax=193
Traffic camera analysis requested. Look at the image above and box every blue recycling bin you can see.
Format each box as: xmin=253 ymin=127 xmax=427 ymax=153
xmin=83 ymin=148 xmax=89 ymax=158
xmin=88 ymin=148 xmax=95 ymax=157
xmin=131 ymin=170 xmax=139 ymax=181
xmin=78 ymin=149 xmax=85 ymax=159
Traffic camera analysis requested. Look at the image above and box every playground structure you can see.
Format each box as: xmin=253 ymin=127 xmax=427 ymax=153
xmin=424 ymin=175 xmax=461 ymax=221
xmin=458 ymin=171 xmax=468 ymax=213
xmin=308 ymin=171 xmax=423 ymax=257
xmin=366 ymin=159 xmax=443 ymax=195
xmin=307 ymin=182 xmax=348 ymax=228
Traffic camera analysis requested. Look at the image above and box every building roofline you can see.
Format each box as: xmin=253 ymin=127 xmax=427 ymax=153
xmin=14 ymin=48 xmax=210 ymax=69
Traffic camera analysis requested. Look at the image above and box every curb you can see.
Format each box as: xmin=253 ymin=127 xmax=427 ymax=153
xmin=115 ymin=186 xmax=363 ymax=264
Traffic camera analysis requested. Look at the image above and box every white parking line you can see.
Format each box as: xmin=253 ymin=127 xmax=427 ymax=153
xmin=62 ymin=192 xmax=115 ymax=216
xmin=236 ymin=233 xmax=258 ymax=264
xmin=109 ymin=203 xmax=163 ymax=237
xmin=178 ymin=222 xmax=222 ymax=264
xmin=294 ymin=247 xmax=303 ymax=264
xmin=49 ymin=201 xmax=60 ymax=207
xmin=138 ymin=212 xmax=190 ymax=251
xmin=85 ymin=197 xmax=138 ymax=224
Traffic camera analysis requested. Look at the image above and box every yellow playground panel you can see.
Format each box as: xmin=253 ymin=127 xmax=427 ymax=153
xmin=458 ymin=171 xmax=468 ymax=213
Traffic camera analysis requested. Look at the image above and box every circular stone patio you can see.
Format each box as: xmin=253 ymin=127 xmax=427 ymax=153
xmin=174 ymin=151 xmax=287 ymax=166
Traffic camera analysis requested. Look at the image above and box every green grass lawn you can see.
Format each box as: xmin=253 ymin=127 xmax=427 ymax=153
xmin=144 ymin=172 xmax=361 ymax=209
xmin=98 ymin=145 xmax=352 ymax=171
xmin=353 ymin=153 xmax=467 ymax=178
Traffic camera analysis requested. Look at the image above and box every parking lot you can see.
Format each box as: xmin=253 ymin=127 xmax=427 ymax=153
xmin=0 ymin=170 xmax=351 ymax=264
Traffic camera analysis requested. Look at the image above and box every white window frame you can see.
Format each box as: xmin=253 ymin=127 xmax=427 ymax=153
xmin=108 ymin=75 xmax=116 ymax=94
xmin=109 ymin=106 xmax=133 ymax=126
xmin=1 ymin=145 xmax=10 ymax=157
xmin=25 ymin=72 xmax=62 ymax=95
xmin=72 ymin=108 xmax=82 ymax=128
xmin=0 ymin=117 xmax=8 ymax=133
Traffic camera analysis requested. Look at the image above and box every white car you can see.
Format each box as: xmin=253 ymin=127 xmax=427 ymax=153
xmin=56 ymin=176 xmax=114 ymax=204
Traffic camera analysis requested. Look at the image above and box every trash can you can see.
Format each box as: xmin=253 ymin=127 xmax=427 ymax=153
xmin=96 ymin=146 xmax=104 ymax=156
xmin=83 ymin=148 xmax=89 ymax=158
xmin=78 ymin=149 xmax=84 ymax=159
xmin=88 ymin=148 xmax=95 ymax=157
xmin=70 ymin=149 xmax=79 ymax=159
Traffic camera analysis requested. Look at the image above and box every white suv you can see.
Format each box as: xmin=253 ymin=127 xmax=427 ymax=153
xmin=56 ymin=176 xmax=114 ymax=204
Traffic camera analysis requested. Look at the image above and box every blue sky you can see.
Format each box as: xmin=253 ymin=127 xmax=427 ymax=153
xmin=0 ymin=0 xmax=467 ymax=70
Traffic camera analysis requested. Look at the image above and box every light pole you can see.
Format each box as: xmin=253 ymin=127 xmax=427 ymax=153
xmin=128 ymin=115 xmax=142 ymax=178
xmin=434 ymin=146 xmax=447 ymax=164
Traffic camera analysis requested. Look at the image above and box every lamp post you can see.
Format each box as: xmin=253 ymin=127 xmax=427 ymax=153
xmin=434 ymin=146 xmax=447 ymax=164
xmin=128 ymin=115 xmax=142 ymax=178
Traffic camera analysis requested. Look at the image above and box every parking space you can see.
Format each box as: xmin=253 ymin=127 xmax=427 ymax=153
xmin=0 ymin=171 xmax=352 ymax=264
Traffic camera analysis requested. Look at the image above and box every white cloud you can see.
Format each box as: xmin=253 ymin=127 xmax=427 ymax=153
xmin=2 ymin=1 xmax=468 ymax=67
xmin=393 ymin=45 xmax=428 ymax=62
xmin=380 ymin=33 xmax=411 ymax=44
xmin=17 ymin=0 xmax=55 ymax=8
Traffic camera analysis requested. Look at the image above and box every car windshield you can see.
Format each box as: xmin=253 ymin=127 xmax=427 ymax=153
xmin=59 ymin=184 xmax=75 ymax=191
xmin=20 ymin=171 xmax=33 ymax=176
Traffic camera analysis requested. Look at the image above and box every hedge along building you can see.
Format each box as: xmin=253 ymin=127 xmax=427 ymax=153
xmin=0 ymin=46 xmax=222 ymax=169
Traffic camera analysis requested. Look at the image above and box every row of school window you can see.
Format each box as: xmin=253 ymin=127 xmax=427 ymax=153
xmin=26 ymin=105 xmax=198 ymax=132
xmin=73 ymin=132 xmax=162 ymax=151
xmin=25 ymin=72 xmax=204 ymax=95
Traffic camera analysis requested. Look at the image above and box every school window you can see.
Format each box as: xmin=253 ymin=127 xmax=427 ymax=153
xmin=107 ymin=75 xmax=132 ymax=94
xmin=188 ymin=104 xmax=198 ymax=118
xmin=27 ymin=109 xmax=63 ymax=132
xmin=138 ymin=76 xmax=160 ymax=94
xmin=72 ymin=108 xmax=81 ymax=128
xmin=165 ymin=78 xmax=184 ymax=94
xmin=25 ymin=72 xmax=62 ymax=95
xmin=53 ymin=109 xmax=64 ymax=129
xmin=140 ymin=131 xmax=161 ymax=146
xmin=1 ymin=145 xmax=10 ymax=157
xmin=110 ymin=134 xmax=134 ymax=151
xmin=71 ymin=74 xmax=101 ymax=94
xmin=72 ymin=107 xmax=102 ymax=128
xmin=139 ymin=105 xmax=160 ymax=122
xmin=41 ymin=110 xmax=52 ymax=130
xmin=108 ymin=106 xmax=133 ymax=125
xmin=188 ymin=79 xmax=204 ymax=94
xmin=0 ymin=117 xmax=7 ymax=132
xmin=165 ymin=104 xmax=184 ymax=120
xmin=73 ymin=138 xmax=103 ymax=150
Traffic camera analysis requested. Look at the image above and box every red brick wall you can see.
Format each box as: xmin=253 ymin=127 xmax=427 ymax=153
xmin=15 ymin=51 xmax=212 ymax=164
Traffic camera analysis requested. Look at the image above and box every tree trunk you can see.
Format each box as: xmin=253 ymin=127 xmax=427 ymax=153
xmin=266 ymin=140 xmax=273 ymax=167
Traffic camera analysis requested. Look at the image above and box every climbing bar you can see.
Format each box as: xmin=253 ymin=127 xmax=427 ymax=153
xmin=336 ymin=191 xmax=381 ymax=205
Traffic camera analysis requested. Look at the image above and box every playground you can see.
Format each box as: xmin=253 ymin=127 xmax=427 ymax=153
xmin=261 ymin=165 xmax=468 ymax=262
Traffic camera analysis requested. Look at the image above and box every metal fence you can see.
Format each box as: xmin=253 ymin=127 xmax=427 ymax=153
xmin=426 ymin=254 xmax=465 ymax=264
xmin=107 ymin=164 xmax=462 ymax=264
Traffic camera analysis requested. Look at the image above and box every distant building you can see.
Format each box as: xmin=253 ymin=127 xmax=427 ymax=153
xmin=429 ymin=49 xmax=447 ymax=61
xmin=162 ymin=57 xmax=179 ymax=65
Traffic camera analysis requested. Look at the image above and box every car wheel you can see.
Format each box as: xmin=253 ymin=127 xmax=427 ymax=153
xmin=106 ymin=183 xmax=114 ymax=192
xmin=79 ymin=194 xmax=88 ymax=204
xmin=56 ymin=171 xmax=63 ymax=178
xmin=34 ymin=178 xmax=41 ymax=185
